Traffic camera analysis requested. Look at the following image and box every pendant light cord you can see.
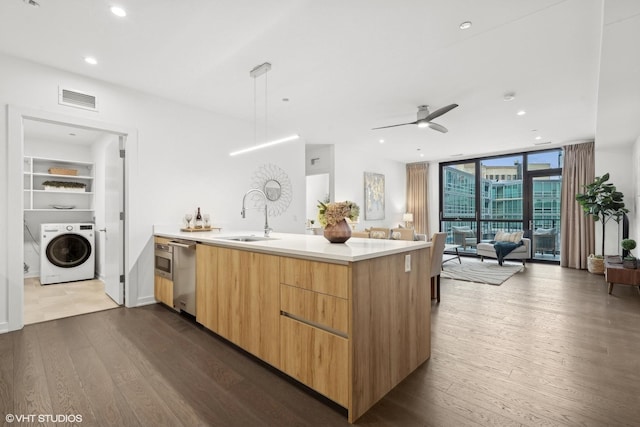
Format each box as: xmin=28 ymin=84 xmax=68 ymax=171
xmin=264 ymin=71 xmax=268 ymax=143
xmin=253 ymin=76 xmax=257 ymax=145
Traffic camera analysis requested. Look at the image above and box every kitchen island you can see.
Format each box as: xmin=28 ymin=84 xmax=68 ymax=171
xmin=154 ymin=227 xmax=432 ymax=423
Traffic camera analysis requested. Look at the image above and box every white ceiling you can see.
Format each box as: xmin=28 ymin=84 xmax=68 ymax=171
xmin=1 ymin=0 xmax=638 ymax=163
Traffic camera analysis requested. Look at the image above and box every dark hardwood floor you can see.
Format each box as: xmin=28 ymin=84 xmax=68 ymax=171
xmin=2 ymin=262 xmax=640 ymax=426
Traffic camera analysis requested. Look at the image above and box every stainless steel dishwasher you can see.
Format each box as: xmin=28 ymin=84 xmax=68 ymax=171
xmin=168 ymin=239 xmax=196 ymax=316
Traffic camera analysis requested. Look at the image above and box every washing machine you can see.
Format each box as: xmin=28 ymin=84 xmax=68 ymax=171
xmin=40 ymin=223 xmax=95 ymax=285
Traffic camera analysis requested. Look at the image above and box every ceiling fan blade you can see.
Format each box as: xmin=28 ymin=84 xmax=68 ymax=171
xmin=428 ymin=122 xmax=448 ymax=133
xmin=424 ymin=103 xmax=458 ymax=122
xmin=371 ymin=121 xmax=417 ymax=130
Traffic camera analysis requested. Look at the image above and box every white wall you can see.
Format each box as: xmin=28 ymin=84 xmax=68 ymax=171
xmin=333 ymin=144 xmax=406 ymax=229
xmin=595 ymin=143 xmax=635 ymax=255
xmin=428 ymin=161 xmax=439 ymax=238
xmin=632 ymin=136 xmax=640 ymax=245
xmin=306 ymin=173 xmax=330 ymax=225
xmin=0 ymin=53 xmax=305 ymax=332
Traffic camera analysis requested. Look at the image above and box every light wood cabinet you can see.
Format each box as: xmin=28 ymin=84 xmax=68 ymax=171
xmin=280 ymin=284 xmax=348 ymax=335
xmin=197 ymin=244 xmax=280 ymax=368
xmin=154 ymin=275 xmax=173 ymax=307
xmin=279 ymin=258 xmax=350 ymax=406
xmin=280 ymin=316 xmax=348 ymax=407
xmin=195 ymin=243 xmax=218 ymax=332
xmin=350 ymin=249 xmax=431 ymax=420
xmin=193 ymin=241 xmax=431 ymax=423
xmin=280 ymin=257 xmax=349 ymax=298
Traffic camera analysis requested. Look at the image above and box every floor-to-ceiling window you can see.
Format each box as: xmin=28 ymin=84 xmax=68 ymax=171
xmin=439 ymin=149 xmax=562 ymax=262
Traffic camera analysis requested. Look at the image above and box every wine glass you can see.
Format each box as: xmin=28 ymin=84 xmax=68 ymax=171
xmin=203 ymin=214 xmax=211 ymax=228
xmin=184 ymin=213 xmax=193 ymax=229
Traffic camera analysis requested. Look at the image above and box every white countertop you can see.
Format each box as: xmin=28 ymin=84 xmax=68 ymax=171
xmin=153 ymin=226 xmax=430 ymax=263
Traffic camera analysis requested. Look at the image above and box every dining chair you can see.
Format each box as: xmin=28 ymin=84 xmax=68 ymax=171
xmin=430 ymin=232 xmax=447 ymax=303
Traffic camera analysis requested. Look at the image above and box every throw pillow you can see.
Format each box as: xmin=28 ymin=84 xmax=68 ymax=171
xmin=495 ymin=230 xmax=523 ymax=243
xmin=510 ymin=231 xmax=524 ymax=242
xmin=390 ymin=228 xmax=415 ymax=241
xmin=370 ymin=230 xmax=387 ymax=239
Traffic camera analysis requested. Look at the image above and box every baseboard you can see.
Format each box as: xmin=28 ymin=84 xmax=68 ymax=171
xmin=135 ymin=295 xmax=158 ymax=307
xmin=0 ymin=321 xmax=9 ymax=334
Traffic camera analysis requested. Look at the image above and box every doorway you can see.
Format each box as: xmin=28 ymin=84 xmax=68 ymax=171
xmin=21 ymin=119 xmax=124 ymax=324
xmin=7 ymin=106 xmax=133 ymax=332
xmin=525 ymin=174 xmax=562 ymax=261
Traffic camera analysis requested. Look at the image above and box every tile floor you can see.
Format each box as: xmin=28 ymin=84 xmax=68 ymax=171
xmin=23 ymin=277 xmax=120 ymax=325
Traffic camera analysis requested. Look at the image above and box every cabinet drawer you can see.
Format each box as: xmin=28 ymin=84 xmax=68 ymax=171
xmin=280 ymin=284 xmax=348 ymax=336
xmin=155 ymin=236 xmax=172 ymax=245
xmin=279 ymin=257 xmax=349 ymax=298
xmin=280 ymin=316 xmax=348 ymax=407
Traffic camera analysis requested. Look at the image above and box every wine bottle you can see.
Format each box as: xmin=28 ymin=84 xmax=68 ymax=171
xmin=195 ymin=207 xmax=203 ymax=229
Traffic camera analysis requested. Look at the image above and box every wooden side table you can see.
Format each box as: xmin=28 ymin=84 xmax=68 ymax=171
xmin=604 ymin=256 xmax=640 ymax=295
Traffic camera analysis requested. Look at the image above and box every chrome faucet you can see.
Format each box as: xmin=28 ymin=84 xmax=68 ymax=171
xmin=241 ymin=188 xmax=272 ymax=237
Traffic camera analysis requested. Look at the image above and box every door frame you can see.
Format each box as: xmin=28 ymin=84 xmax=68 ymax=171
xmin=7 ymin=105 xmax=136 ymax=332
xmin=524 ymin=169 xmax=562 ymax=261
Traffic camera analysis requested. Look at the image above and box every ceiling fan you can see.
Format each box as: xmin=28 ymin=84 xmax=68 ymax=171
xmin=372 ymin=104 xmax=459 ymax=133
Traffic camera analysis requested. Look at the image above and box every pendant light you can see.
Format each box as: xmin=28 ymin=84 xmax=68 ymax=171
xmin=229 ymin=62 xmax=299 ymax=156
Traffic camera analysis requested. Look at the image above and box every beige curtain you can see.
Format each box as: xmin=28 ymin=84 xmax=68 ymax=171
xmin=406 ymin=162 xmax=429 ymax=236
xmin=560 ymin=141 xmax=595 ymax=269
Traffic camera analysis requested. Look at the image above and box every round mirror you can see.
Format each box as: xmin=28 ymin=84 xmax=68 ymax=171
xmin=264 ymin=179 xmax=282 ymax=201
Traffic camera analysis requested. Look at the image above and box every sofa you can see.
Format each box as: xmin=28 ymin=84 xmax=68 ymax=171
xmin=476 ymin=230 xmax=531 ymax=265
xmin=352 ymin=227 xmax=426 ymax=241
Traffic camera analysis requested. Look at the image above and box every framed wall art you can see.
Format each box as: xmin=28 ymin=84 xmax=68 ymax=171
xmin=364 ymin=172 xmax=385 ymax=220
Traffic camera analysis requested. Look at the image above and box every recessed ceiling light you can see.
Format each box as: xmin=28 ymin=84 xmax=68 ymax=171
xmin=84 ymin=56 xmax=98 ymax=65
xmin=517 ymin=110 xmax=526 ymax=116
xmin=535 ymin=136 xmax=542 ymax=140
xmin=379 ymin=139 xmax=384 ymax=144
xmin=503 ymin=92 xmax=515 ymax=101
xmin=534 ymin=141 xmax=552 ymax=146
xmin=420 ymin=153 xmax=425 ymax=157
xmin=459 ymin=21 xmax=472 ymax=30
xmin=282 ymin=98 xmax=289 ymax=102
xmin=69 ymin=133 xmax=76 ymax=136
xmin=22 ymin=0 xmax=39 ymax=7
xmin=110 ymin=6 xmax=127 ymax=17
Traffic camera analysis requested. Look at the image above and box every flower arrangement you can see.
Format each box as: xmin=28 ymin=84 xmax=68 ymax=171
xmin=317 ymin=200 xmax=360 ymax=227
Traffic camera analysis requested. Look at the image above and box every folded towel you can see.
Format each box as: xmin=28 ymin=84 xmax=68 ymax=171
xmin=494 ymin=240 xmax=524 ymax=265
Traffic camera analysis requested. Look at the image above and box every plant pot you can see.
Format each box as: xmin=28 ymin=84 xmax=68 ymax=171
xmin=587 ymin=255 xmax=605 ymax=275
xmin=323 ymin=219 xmax=352 ymax=243
xmin=623 ymin=258 xmax=637 ymax=269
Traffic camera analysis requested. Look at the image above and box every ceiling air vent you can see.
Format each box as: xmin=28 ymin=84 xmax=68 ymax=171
xmin=58 ymin=87 xmax=98 ymax=111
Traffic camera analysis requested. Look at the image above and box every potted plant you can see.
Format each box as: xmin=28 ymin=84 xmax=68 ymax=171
xmin=42 ymin=180 xmax=87 ymax=192
xmin=621 ymin=239 xmax=637 ymax=269
xmin=317 ymin=200 xmax=360 ymax=243
xmin=575 ymin=173 xmax=628 ymax=274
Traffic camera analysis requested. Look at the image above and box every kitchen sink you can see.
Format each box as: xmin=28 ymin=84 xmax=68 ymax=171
xmin=217 ymin=235 xmax=276 ymax=242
